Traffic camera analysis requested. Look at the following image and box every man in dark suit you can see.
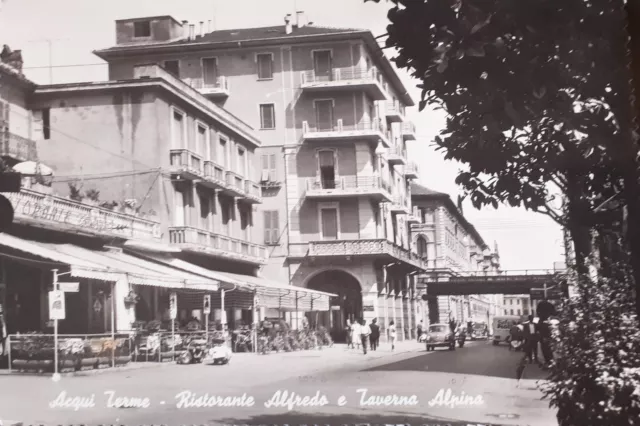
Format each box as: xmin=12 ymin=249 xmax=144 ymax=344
xmin=522 ymin=315 xmax=540 ymax=364
xmin=369 ymin=318 xmax=380 ymax=351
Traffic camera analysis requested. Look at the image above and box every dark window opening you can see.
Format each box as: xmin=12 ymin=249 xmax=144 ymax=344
xmin=163 ymin=60 xmax=180 ymax=77
xmin=318 ymin=151 xmax=335 ymax=189
xmin=134 ymin=21 xmax=151 ymax=38
xmin=42 ymin=108 xmax=50 ymax=140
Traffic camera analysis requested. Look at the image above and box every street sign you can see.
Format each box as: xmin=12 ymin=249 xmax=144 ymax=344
xmin=48 ymin=290 xmax=65 ymax=320
xmin=169 ymin=292 xmax=177 ymax=320
xmin=330 ymin=306 xmax=341 ymax=311
xmin=59 ymin=282 xmax=79 ymax=292
xmin=203 ymin=294 xmax=211 ymax=315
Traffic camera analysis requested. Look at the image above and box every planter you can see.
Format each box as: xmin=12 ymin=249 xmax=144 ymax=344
xmin=79 ymin=357 xmax=98 ymax=370
xmin=58 ymin=359 xmax=75 ymax=373
xmin=115 ymin=355 xmax=131 ymax=366
xmin=96 ymin=357 xmax=112 ymax=368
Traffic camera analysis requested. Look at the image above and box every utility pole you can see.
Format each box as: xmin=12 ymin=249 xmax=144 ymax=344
xmin=28 ymin=37 xmax=68 ymax=84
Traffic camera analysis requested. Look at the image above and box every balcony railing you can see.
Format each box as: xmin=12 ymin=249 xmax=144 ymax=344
xmin=202 ymin=160 xmax=226 ymax=187
xmin=301 ymin=119 xmax=390 ymax=147
xmin=386 ymin=145 xmax=407 ymax=165
xmin=308 ymin=238 xmax=426 ymax=270
xmin=385 ymin=101 xmax=405 ymax=122
xmin=169 ymin=149 xmax=203 ymax=178
xmin=406 ymin=206 xmax=422 ymax=223
xmin=0 ymin=131 xmax=38 ymax=162
xmin=187 ymin=76 xmax=230 ymax=97
xmin=168 ymin=226 xmax=267 ymax=264
xmin=402 ymin=122 xmax=417 ymax=140
xmin=404 ymin=161 xmax=419 ymax=179
xmin=244 ymin=180 xmax=262 ymax=201
xmin=307 ymin=176 xmax=391 ymax=192
xmin=390 ymin=195 xmax=410 ymax=212
xmin=1 ymin=188 xmax=161 ymax=241
xmin=300 ymin=67 xmax=389 ymax=100
xmin=225 ymin=171 xmax=244 ymax=194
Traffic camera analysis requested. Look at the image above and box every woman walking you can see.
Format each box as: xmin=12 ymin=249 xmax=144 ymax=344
xmin=345 ymin=320 xmax=353 ymax=349
xmin=388 ymin=320 xmax=397 ymax=351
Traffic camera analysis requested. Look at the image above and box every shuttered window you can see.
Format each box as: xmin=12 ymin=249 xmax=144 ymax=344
xmin=260 ymin=104 xmax=275 ymax=129
xmin=263 ymin=210 xmax=279 ymax=245
xmin=260 ymin=154 xmax=277 ymax=182
xmin=257 ymin=53 xmax=273 ymax=80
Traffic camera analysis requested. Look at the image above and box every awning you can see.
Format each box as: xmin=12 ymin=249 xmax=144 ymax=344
xmin=134 ymin=252 xmax=336 ymax=311
xmin=0 ymin=234 xmax=219 ymax=290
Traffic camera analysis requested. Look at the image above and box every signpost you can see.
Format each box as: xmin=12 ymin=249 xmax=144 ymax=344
xmin=169 ymin=292 xmax=177 ymax=361
xmin=49 ymin=269 xmax=69 ymax=381
xmin=203 ymin=295 xmax=211 ymax=341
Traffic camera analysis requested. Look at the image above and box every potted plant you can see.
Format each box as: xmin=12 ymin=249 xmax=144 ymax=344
xmin=124 ymin=290 xmax=139 ymax=306
xmin=122 ymin=198 xmax=137 ymax=215
xmin=32 ymin=173 xmax=53 ymax=194
xmin=84 ymin=189 xmax=100 ymax=206
xmin=99 ymin=200 xmax=118 ymax=211
xmin=68 ymin=181 xmax=84 ymax=202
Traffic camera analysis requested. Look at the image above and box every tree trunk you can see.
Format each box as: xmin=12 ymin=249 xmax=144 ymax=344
xmin=623 ymin=183 xmax=640 ymax=319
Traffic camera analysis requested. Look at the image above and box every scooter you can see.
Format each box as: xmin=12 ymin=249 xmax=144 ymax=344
xmin=176 ymin=337 xmax=208 ymax=364
xmin=205 ymin=338 xmax=232 ymax=365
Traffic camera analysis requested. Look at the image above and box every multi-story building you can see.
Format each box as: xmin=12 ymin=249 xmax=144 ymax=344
xmin=410 ymin=183 xmax=502 ymax=327
xmin=503 ymin=295 xmax=532 ymax=317
xmin=93 ymin=13 xmax=425 ymax=341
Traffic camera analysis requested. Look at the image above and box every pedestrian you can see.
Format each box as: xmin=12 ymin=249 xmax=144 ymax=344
xmin=538 ymin=319 xmax=554 ymax=367
xmin=416 ymin=320 xmax=423 ymax=341
xmin=345 ymin=320 xmax=353 ymax=349
xmin=351 ymin=319 xmax=361 ymax=350
xmin=523 ymin=315 xmax=539 ymax=364
xmin=360 ymin=319 xmax=371 ymax=354
xmin=388 ymin=320 xmax=397 ymax=350
xmin=369 ymin=318 xmax=380 ymax=351
xmin=0 ymin=304 xmax=6 ymax=357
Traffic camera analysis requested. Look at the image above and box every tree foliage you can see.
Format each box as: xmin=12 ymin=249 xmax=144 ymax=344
xmin=366 ymin=0 xmax=635 ymax=233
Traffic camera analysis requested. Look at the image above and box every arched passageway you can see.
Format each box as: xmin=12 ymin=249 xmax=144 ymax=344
xmin=306 ymin=270 xmax=362 ymax=342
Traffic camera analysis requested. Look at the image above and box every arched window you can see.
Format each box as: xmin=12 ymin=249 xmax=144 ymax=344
xmin=417 ymin=236 xmax=428 ymax=259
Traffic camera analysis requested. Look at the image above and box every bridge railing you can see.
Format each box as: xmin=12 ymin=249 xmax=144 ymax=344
xmin=442 ymin=269 xmax=566 ymax=277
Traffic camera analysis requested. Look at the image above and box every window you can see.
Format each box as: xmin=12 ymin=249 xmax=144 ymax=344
xmin=417 ymin=236 xmax=428 ymax=259
xmin=219 ymin=136 xmax=228 ymax=167
xmin=0 ymin=101 xmax=9 ymax=132
xmin=163 ymin=60 xmax=180 ymax=77
xmin=260 ymin=154 xmax=277 ymax=182
xmin=172 ymin=110 xmax=185 ymax=148
xmin=314 ymin=100 xmax=333 ymax=131
xmin=320 ymin=207 xmax=339 ymax=240
xmin=257 ymin=53 xmax=273 ymax=80
xmin=198 ymin=190 xmax=211 ymax=230
xmin=313 ymin=50 xmax=332 ymax=80
xmin=318 ymin=150 xmax=336 ymax=189
xmin=196 ymin=124 xmax=207 ymax=155
xmin=517 ymin=309 xmax=521 ymax=316
xmin=237 ymin=147 xmax=246 ymax=177
xmin=510 ymin=309 xmax=514 ymax=315
xmin=133 ymin=21 xmax=151 ymax=38
xmin=202 ymin=58 xmax=218 ymax=86
xmin=173 ymin=187 xmax=188 ymax=226
xmin=42 ymin=108 xmax=50 ymax=139
xmin=259 ymin=104 xmax=275 ymax=129
xmin=220 ymin=196 xmax=231 ymax=235
xmin=239 ymin=206 xmax=250 ymax=241
xmin=263 ymin=210 xmax=279 ymax=245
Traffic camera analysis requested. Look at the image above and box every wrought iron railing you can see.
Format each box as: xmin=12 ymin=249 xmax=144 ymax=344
xmin=402 ymin=121 xmax=416 ymax=135
xmin=301 ymin=66 xmax=384 ymax=85
xmin=405 ymin=161 xmax=419 ymax=176
xmin=302 ymin=118 xmax=386 ymax=135
xmin=386 ymin=100 xmax=405 ymax=117
xmin=188 ymin=76 xmax=229 ymax=92
xmin=306 ymin=175 xmax=391 ymax=193
xmin=387 ymin=145 xmax=407 ymax=158
xmin=0 ymin=131 xmax=38 ymax=162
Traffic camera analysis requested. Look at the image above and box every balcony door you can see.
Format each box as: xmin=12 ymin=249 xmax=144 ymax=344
xmin=174 ymin=188 xmax=188 ymax=226
xmin=198 ymin=190 xmax=211 ymax=231
xmin=318 ymin=150 xmax=336 ymax=189
xmin=320 ymin=207 xmax=339 ymax=240
xmin=202 ymin=58 xmax=218 ymax=86
xmin=315 ymin=100 xmax=334 ymax=131
xmin=313 ymin=50 xmax=332 ymax=81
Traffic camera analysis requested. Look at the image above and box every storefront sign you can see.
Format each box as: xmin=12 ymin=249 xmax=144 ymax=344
xmin=59 ymin=282 xmax=79 ymax=292
xmin=203 ymin=295 xmax=211 ymax=315
xmin=49 ymin=290 xmax=65 ymax=320
xmin=5 ymin=192 xmax=125 ymax=234
xmin=169 ymin=292 xmax=177 ymax=320
xmin=363 ymin=305 xmax=375 ymax=312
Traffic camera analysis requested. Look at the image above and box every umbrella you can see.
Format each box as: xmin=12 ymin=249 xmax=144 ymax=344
xmin=12 ymin=161 xmax=54 ymax=176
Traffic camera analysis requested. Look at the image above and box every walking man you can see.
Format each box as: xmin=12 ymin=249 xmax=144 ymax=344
xmin=417 ymin=320 xmax=423 ymax=341
xmin=523 ymin=315 xmax=539 ymax=364
xmin=351 ymin=319 xmax=361 ymax=350
xmin=360 ymin=319 xmax=371 ymax=354
xmin=388 ymin=320 xmax=397 ymax=351
xmin=369 ymin=318 xmax=380 ymax=351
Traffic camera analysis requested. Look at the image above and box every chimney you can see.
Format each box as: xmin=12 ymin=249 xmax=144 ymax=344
xmin=296 ymin=11 xmax=307 ymax=28
xmin=208 ymin=20 xmax=213 ymax=32
xmin=284 ymin=14 xmax=293 ymax=34
xmin=199 ymin=21 xmax=204 ymax=37
xmin=189 ymin=24 xmax=195 ymax=41
xmin=182 ymin=20 xmax=188 ymax=39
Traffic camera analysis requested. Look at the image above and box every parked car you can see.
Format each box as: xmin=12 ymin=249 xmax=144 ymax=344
xmin=469 ymin=322 xmax=490 ymax=340
xmin=425 ymin=324 xmax=456 ymax=351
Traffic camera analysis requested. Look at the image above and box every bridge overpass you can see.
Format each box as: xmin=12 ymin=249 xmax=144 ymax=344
xmin=417 ymin=269 xmax=568 ymax=297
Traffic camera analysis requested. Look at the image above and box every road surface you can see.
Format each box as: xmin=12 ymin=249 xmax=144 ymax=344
xmin=0 ymin=340 xmax=557 ymax=426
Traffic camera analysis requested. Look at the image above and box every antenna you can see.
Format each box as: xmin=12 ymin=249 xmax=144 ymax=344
xmin=212 ymin=0 xmax=217 ymax=31
xmin=28 ymin=37 xmax=69 ymax=84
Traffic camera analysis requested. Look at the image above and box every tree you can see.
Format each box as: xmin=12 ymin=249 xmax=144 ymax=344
xmin=366 ymin=0 xmax=640 ymax=309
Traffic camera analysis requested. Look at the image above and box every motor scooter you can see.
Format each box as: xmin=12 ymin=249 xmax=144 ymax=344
xmin=204 ymin=338 xmax=232 ymax=365
xmin=177 ymin=336 xmax=208 ymax=364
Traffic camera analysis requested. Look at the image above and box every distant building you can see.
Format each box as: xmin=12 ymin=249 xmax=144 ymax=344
xmin=410 ymin=183 xmax=502 ymax=326
xmin=502 ymin=295 xmax=532 ymax=317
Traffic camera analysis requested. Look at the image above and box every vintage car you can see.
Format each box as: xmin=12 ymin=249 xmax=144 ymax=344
xmin=425 ymin=324 xmax=457 ymax=351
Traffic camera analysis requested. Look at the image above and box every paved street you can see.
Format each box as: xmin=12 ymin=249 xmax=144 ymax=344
xmin=0 ymin=340 xmax=557 ymax=426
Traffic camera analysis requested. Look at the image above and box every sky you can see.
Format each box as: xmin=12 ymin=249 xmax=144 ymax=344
xmin=0 ymin=0 xmax=565 ymax=271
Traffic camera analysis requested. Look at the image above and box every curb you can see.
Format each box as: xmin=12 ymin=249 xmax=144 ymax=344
xmin=0 ymin=361 xmax=174 ymax=377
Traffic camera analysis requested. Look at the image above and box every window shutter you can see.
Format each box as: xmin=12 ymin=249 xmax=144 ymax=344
xmin=271 ymin=210 xmax=279 ymax=244
xmin=263 ymin=211 xmax=271 ymax=244
xmin=32 ymin=109 xmax=43 ymax=139
xmin=268 ymin=154 xmax=277 ymax=181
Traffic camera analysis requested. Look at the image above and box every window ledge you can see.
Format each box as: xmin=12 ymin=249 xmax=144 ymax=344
xmin=260 ymin=127 xmax=276 ymax=131
xmin=257 ymin=78 xmax=275 ymax=81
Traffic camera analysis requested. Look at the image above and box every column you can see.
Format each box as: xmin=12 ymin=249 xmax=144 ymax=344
xmin=397 ymin=287 xmax=404 ymax=341
xmin=213 ymin=189 xmax=222 ymax=233
xmin=284 ymin=146 xmax=300 ymax=243
xmin=114 ymin=276 xmax=134 ymax=332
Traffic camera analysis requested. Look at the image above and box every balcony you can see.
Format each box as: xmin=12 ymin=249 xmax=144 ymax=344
xmin=304 ymin=176 xmax=392 ymax=202
xmin=389 ymin=196 xmax=411 ymax=214
xmin=243 ymin=180 xmax=262 ymax=204
xmin=201 ymin=160 xmax=226 ymax=190
xmin=221 ymin=171 xmax=245 ymax=198
xmin=0 ymin=131 xmax=38 ymax=163
xmin=308 ymin=239 xmax=426 ymax=270
xmin=404 ymin=161 xmax=419 ymax=179
xmin=301 ymin=119 xmax=390 ymax=148
xmin=187 ymin=76 xmax=230 ymax=98
xmin=385 ymin=101 xmax=405 ymax=123
xmin=406 ymin=206 xmax=422 ymax=224
xmin=385 ymin=145 xmax=406 ymax=166
xmin=402 ymin=122 xmax=417 ymax=141
xmin=169 ymin=149 xmax=203 ymax=179
xmin=300 ymin=67 xmax=389 ymax=101
xmin=168 ymin=226 xmax=267 ymax=265
xmin=1 ymin=188 xmax=161 ymax=241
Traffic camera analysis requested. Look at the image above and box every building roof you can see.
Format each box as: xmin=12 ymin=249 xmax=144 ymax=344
xmin=411 ymin=182 xmax=488 ymax=249
xmin=93 ymin=20 xmax=414 ymax=106
xmin=0 ymin=61 xmax=36 ymax=88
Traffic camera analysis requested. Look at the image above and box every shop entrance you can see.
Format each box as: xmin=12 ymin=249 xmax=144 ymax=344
xmin=306 ymin=270 xmax=361 ymax=343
